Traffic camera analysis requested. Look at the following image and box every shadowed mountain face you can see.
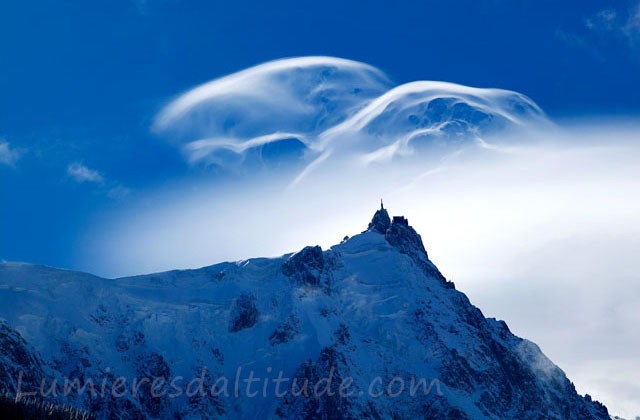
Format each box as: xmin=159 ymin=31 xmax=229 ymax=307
xmin=0 ymin=207 xmax=607 ymax=419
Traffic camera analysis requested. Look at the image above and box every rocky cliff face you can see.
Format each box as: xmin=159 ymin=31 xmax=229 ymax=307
xmin=0 ymin=208 xmax=608 ymax=419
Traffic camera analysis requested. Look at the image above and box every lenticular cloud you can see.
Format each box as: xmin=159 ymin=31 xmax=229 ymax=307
xmin=154 ymin=57 xmax=391 ymax=164
xmin=153 ymin=56 xmax=549 ymax=170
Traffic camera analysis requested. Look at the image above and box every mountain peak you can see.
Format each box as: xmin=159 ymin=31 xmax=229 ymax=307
xmin=0 ymin=210 xmax=610 ymax=419
xmin=367 ymin=203 xmax=426 ymax=255
xmin=364 ymin=203 xmax=451 ymax=286
xmin=385 ymin=215 xmax=428 ymax=258
xmin=367 ymin=200 xmax=391 ymax=233
xmin=366 ymin=203 xmax=426 ymax=257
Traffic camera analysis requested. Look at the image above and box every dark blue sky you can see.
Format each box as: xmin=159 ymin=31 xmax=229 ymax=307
xmin=2 ymin=0 xmax=639 ymax=271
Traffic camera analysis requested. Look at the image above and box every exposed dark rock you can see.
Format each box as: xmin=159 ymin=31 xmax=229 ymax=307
xmin=228 ymin=293 xmax=259 ymax=333
xmin=385 ymin=216 xmax=429 ymax=260
xmin=184 ymin=367 xmax=225 ymax=418
xmin=333 ymin=323 xmax=351 ymax=346
xmin=276 ymin=347 xmax=353 ymax=419
xmin=384 ymin=215 xmax=451 ymax=285
xmin=134 ymin=352 xmax=171 ymax=418
xmin=440 ymin=349 xmax=477 ymax=394
xmin=367 ymin=202 xmax=391 ymax=233
xmin=282 ymin=246 xmax=325 ymax=287
xmin=89 ymin=304 xmax=113 ymax=328
xmin=281 ymin=246 xmax=339 ymax=293
xmin=211 ymin=348 xmax=224 ymax=365
xmin=269 ymin=314 xmax=301 ymax=346
xmin=115 ymin=330 xmax=145 ymax=353
xmin=0 ymin=322 xmax=45 ymax=396
xmin=365 ymin=205 xmax=451 ymax=286
xmin=422 ymin=398 xmax=471 ymax=420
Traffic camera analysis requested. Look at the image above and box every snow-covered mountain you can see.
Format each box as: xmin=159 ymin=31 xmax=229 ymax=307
xmin=0 ymin=206 xmax=608 ymax=419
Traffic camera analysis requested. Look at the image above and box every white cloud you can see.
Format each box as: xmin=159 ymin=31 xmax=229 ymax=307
xmin=560 ymin=2 xmax=640 ymax=59
xmin=153 ymin=57 xmax=392 ymax=170
xmin=585 ymin=9 xmax=617 ymax=31
xmin=0 ymin=140 xmax=23 ymax=167
xmin=66 ymin=162 xmax=131 ymax=200
xmin=153 ymin=56 xmax=390 ymax=135
xmin=584 ymin=2 xmax=640 ymax=46
xmin=623 ymin=1 xmax=640 ymax=41
xmin=67 ymin=162 xmax=104 ymax=184
xmin=153 ymin=57 xmax=547 ymax=173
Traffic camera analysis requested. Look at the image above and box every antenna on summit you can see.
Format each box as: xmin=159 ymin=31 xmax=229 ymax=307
xmin=380 ymin=198 xmax=384 ymax=209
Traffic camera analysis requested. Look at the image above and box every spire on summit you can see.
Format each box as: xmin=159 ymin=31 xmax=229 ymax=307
xmin=368 ymin=201 xmax=391 ymax=233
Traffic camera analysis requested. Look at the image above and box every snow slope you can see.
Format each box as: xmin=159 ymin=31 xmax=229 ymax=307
xmin=0 ymin=207 xmax=607 ymax=419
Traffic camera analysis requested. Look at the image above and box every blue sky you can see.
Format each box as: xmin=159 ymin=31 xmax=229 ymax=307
xmin=2 ymin=0 xmax=640 ymax=269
